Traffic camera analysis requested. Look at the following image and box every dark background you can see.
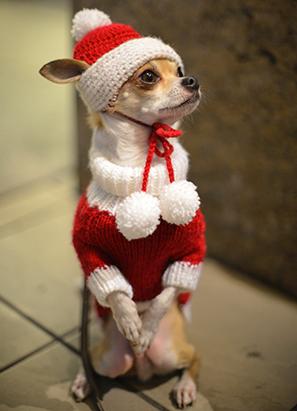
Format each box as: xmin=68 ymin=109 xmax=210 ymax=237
xmin=73 ymin=0 xmax=297 ymax=298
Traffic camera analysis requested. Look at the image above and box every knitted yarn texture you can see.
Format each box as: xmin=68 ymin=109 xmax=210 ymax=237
xmin=73 ymin=193 xmax=206 ymax=318
xmin=69 ymin=8 xmax=207 ymax=318
xmin=71 ymin=9 xmax=183 ymax=112
xmin=114 ymin=122 xmax=200 ymax=240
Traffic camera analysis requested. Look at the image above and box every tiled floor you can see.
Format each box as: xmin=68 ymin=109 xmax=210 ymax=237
xmin=1 ymin=1 xmax=297 ymax=410
xmin=1 ymin=173 xmax=297 ymax=411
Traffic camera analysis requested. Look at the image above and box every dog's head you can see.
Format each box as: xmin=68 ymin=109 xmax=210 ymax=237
xmin=40 ymin=57 xmax=200 ymax=125
xmin=113 ymin=58 xmax=200 ymax=125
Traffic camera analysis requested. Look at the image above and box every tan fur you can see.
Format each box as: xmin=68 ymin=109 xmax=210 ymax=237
xmin=170 ymin=303 xmax=199 ymax=377
xmin=71 ymin=302 xmax=200 ymax=405
xmin=132 ymin=59 xmax=179 ymax=92
xmin=68 ymin=57 xmax=201 ymax=407
xmin=113 ymin=59 xmax=179 ymax=106
xmin=87 ymin=112 xmax=103 ymax=129
xmin=82 ymin=59 xmax=200 ymax=385
xmin=85 ymin=59 xmax=183 ymax=133
xmin=89 ymin=301 xmax=200 ymax=382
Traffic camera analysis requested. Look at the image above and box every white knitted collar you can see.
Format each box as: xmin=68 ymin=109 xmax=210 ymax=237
xmin=87 ymin=181 xmax=122 ymax=214
xmin=89 ymin=141 xmax=189 ymax=198
xmin=87 ymin=140 xmax=200 ymax=239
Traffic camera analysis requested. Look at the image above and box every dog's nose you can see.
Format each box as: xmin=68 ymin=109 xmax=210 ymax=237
xmin=181 ymin=76 xmax=199 ymax=91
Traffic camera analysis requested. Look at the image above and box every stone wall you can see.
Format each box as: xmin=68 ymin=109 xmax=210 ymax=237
xmin=73 ymin=0 xmax=297 ymax=297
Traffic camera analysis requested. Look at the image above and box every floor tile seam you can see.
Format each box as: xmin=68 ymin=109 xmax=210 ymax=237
xmin=0 ymin=295 xmax=80 ymax=358
xmin=1 ymin=297 xmax=170 ymax=411
xmin=65 ymin=339 xmax=172 ymax=411
xmin=0 ymin=325 xmax=79 ymax=374
xmin=0 ymin=339 xmax=56 ymax=373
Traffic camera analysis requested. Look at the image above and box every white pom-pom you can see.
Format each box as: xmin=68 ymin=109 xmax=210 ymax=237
xmin=159 ymin=181 xmax=200 ymax=225
xmin=71 ymin=9 xmax=112 ymax=41
xmin=115 ymin=191 xmax=161 ymax=241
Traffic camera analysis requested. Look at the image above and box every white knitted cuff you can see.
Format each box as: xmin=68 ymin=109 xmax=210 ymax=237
xmin=162 ymin=261 xmax=203 ymax=291
xmin=87 ymin=265 xmax=133 ymax=307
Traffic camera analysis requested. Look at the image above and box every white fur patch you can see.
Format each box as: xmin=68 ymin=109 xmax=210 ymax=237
xmin=89 ymin=126 xmax=189 ymax=197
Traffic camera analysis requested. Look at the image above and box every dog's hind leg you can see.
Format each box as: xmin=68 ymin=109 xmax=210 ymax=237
xmin=70 ymin=365 xmax=90 ymax=402
xmin=147 ymin=301 xmax=200 ymax=409
xmin=171 ymin=350 xmax=200 ymax=409
xmin=71 ymin=315 xmax=134 ymax=401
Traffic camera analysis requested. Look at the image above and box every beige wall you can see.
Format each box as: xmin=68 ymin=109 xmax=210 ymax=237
xmin=0 ymin=0 xmax=73 ymax=192
xmin=73 ymin=0 xmax=297 ymax=297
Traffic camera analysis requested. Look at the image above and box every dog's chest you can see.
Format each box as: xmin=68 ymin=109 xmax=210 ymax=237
xmin=85 ymin=182 xmax=197 ymax=256
xmin=76 ymin=192 xmax=201 ymax=301
xmin=88 ymin=199 xmax=192 ymax=261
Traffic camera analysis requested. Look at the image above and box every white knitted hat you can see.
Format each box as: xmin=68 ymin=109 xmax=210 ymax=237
xmin=71 ymin=8 xmax=183 ymax=112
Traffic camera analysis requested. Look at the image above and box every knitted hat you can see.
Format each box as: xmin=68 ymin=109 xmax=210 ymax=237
xmin=71 ymin=9 xmax=183 ymax=112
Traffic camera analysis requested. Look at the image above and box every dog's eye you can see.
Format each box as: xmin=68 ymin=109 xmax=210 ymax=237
xmin=140 ymin=70 xmax=159 ymax=84
xmin=177 ymin=67 xmax=184 ymax=77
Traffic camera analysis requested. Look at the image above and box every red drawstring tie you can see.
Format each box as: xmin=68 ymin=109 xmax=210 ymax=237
xmin=142 ymin=123 xmax=183 ymax=192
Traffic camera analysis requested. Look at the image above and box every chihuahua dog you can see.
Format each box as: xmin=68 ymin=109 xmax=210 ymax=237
xmin=40 ymin=9 xmax=205 ymax=409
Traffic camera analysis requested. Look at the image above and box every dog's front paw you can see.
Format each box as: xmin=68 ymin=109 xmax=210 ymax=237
xmin=70 ymin=370 xmax=90 ymax=402
xmin=108 ymin=292 xmax=142 ymax=345
xmin=134 ymin=328 xmax=154 ymax=354
xmin=135 ymin=286 xmax=177 ymax=353
xmin=115 ymin=312 xmax=142 ymax=345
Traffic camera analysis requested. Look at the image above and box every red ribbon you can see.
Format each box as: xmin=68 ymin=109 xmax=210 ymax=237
xmin=142 ymin=123 xmax=183 ymax=192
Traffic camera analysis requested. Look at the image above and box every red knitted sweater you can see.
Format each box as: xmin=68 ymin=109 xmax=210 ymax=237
xmin=72 ymin=192 xmax=206 ymax=317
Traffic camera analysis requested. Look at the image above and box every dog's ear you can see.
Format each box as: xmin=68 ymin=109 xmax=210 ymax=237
xmin=39 ymin=59 xmax=90 ymax=84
